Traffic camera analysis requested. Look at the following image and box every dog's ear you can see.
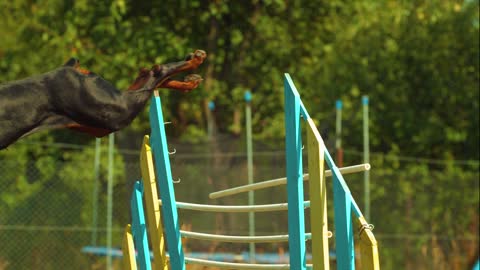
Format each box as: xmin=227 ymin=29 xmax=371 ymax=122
xmin=64 ymin=58 xmax=80 ymax=68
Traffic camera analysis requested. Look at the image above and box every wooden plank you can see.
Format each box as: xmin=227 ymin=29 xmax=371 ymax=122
xmin=130 ymin=181 xmax=152 ymax=270
xmin=149 ymin=96 xmax=185 ymax=270
xmin=306 ymin=118 xmax=330 ymax=269
xmin=357 ymin=216 xmax=380 ymax=270
xmin=284 ymin=73 xmax=307 ymax=270
xmin=140 ymin=136 xmax=168 ymax=270
xmin=122 ymin=224 xmax=137 ymax=270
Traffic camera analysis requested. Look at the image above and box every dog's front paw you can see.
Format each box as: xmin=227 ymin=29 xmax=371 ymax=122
xmin=184 ymin=74 xmax=203 ymax=83
xmin=180 ymin=74 xmax=204 ymax=92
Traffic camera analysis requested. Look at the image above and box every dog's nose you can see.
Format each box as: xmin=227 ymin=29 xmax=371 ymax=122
xmin=194 ymin=50 xmax=207 ymax=60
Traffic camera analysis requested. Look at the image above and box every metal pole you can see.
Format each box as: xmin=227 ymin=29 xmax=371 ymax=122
xmin=91 ymin=138 xmax=101 ymax=246
xmin=335 ymin=100 xmax=343 ymax=167
xmin=245 ymin=90 xmax=255 ymax=263
xmin=106 ymin=133 xmax=115 ymax=270
xmin=362 ymin=96 xmax=370 ymax=221
xmin=208 ymin=101 xmax=215 ymax=140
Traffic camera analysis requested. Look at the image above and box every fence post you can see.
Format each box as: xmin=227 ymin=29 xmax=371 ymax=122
xmin=245 ymin=90 xmax=256 ymax=263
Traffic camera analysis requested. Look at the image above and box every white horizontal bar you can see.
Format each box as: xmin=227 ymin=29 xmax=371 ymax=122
xmin=180 ymin=230 xmax=312 ymax=243
xmin=209 ymin=163 xmax=371 ymax=199
xmin=185 ymin=256 xmax=313 ymax=269
xmin=159 ymin=200 xmax=310 ymax=212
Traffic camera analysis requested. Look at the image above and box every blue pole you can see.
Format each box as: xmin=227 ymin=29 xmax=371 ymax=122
xmin=244 ymin=90 xmax=255 ymax=263
xmin=363 ymin=96 xmax=370 ymax=221
xmin=336 ymin=100 xmax=344 ymax=167
xmin=208 ymin=101 xmax=215 ymax=140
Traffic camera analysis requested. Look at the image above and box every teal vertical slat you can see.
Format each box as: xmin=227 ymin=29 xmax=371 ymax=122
xmin=473 ymin=259 xmax=479 ymax=270
xmin=149 ymin=95 xmax=185 ymax=270
xmin=284 ymin=73 xmax=307 ymax=270
xmin=362 ymin=95 xmax=371 ymax=221
xmin=332 ymin=174 xmax=355 ymax=270
xmin=324 ymin=150 xmax=356 ymax=269
xmin=131 ymin=181 xmax=152 ymax=270
xmin=285 ymin=74 xmax=367 ymax=268
xmin=324 ymin=150 xmax=363 ymax=217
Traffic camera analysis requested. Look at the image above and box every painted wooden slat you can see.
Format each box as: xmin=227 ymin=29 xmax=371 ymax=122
xmin=332 ymin=171 xmax=355 ymax=270
xmin=306 ymin=118 xmax=330 ymax=269
xmin=357 ymin=216 xmax=380 ymax=270
xmin=284 ymin=73 xmax=307 ymax=270
xmin=140 ymin=136 xmax=168 ymax=270
xmin=324 ymin=150 xmax=364 ymax=218
xmin=122 ymin=224 xmax=137 ymax=270
xmin=149 ymin=95 xmax=185 ymax=270
xmin=322 ymin=148 xmax=357 ymax=269
xmin=314 ymin=121 xmax=357 ymax=269
xmin=130 ymin=181 xmax=152 ymax=270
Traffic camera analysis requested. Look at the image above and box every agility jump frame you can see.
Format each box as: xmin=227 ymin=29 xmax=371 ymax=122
xmin=122 ymin=74 xmax=380 ymax=269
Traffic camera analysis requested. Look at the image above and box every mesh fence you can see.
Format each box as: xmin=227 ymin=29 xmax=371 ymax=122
xmin=0 ymin=137 xmax=478 ymax=270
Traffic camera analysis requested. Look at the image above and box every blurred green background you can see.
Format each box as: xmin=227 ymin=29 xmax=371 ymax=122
xmin=0 ymin=0 xmax=478 ymax=269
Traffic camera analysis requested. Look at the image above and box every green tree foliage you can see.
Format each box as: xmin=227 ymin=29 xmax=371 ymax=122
xmin=0 ymin=0 xmax=478 ymax=269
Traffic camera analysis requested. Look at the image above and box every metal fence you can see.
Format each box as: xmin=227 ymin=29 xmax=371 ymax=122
xmin=0 ymin=138 xmax=478 ymax=270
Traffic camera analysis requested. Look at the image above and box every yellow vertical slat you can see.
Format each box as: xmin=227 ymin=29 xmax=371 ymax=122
xmin=122 ymin=224 xmax=137 ymax=270
xmin=306 ymin=118 xmax=330 ymax=269
xmin=140 ymin=135 xmax=169 ymax=270
xmin=357 ymin=216 xmax=380 ymax=270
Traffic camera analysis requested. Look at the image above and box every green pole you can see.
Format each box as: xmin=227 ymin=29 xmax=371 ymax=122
xmin=336 ymin=100 xmax=343 ymax=167
xmin=106 ymin=133 xmax=115 ymax=270
xmin=208 ymin=101 xmax=215 ymax=140
xmin=91 ymin=138 xmax=101 ymax=246
xmin=362 ymin=96 xmax=370 ymax=221
xmin=245 ymin=90 xmax=255 ymax=263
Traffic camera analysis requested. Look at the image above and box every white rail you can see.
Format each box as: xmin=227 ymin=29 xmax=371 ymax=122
xmin=185 ymin=257 xmax=313 ymax=269
xmin=180 ymin=230 xmax=311 ymax=243
xmin=159 ymin=200 xmax=310 ymax=212
xmin=209 ymin=163 xmax=370 ymax=199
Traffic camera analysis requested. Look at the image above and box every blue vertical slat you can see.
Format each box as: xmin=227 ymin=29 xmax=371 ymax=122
xmin=285 ymin=74 xmax=363 ymax=268
xmin=473 ymin=259 xmax=479 ymax=270
xmin=149 ymin=95 xmax=185 ymax=270
xmin=324 ymin=150 xmax=356 ymax=269
xmin=130 ymin=181 xmax=152 ymax=270
xmin=332 ymin=173 xmax=355 ymax=270
xmin=284 ymin=73 xmax=307 ymax=270
xmin=324 ymin=150 xmax=363 ymax=218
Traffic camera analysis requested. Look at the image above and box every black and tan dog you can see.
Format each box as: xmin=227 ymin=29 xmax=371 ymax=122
xmin=0 ymin=50 xmax=207 ymax=149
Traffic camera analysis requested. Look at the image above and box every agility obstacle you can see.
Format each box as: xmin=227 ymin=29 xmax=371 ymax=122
xmin=122 ymin=75 xmax=380 ymax=269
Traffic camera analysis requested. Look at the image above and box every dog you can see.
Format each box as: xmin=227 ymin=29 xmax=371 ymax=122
xmin=0 ymin=50 xmax=207 ymax=149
